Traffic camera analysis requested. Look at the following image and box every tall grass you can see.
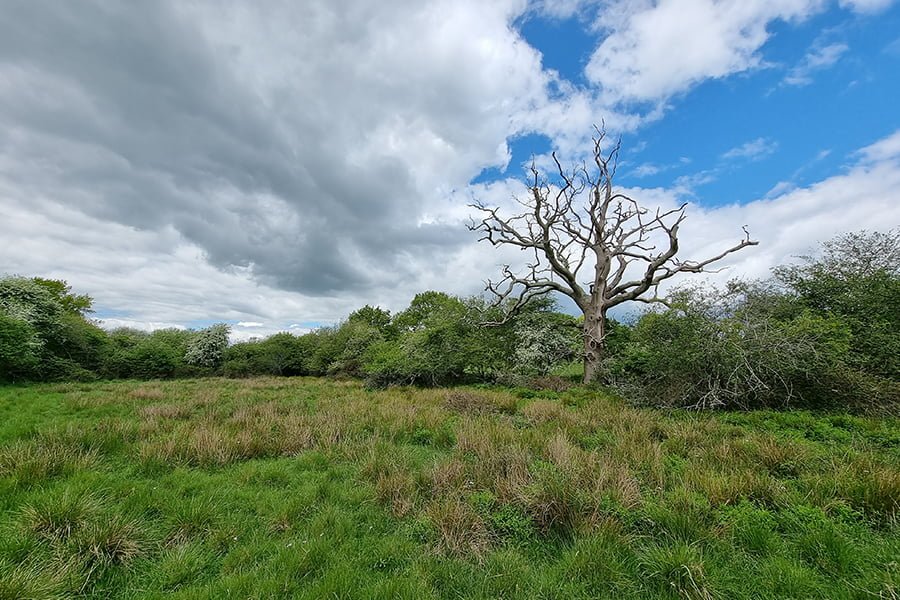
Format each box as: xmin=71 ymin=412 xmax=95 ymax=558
xmin=0 ymin=376 xmax=897 ymax=598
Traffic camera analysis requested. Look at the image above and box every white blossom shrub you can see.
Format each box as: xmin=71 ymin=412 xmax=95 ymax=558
xmin=184 ymin=323 xmax=230 ymax=368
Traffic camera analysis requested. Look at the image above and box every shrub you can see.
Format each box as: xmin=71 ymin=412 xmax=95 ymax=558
xmin=513 ymin=311 xmax=579 ymax=376
xmin=609 ymin=283 xmax=855 ymax=410
xmin=0 ymin=276 xmax=108 ymax=382
xmin=775 ymin=229 xmax=899 ymax=380
xmin=184 ymin=324 xmax=230 ymax=369
xmin=223 ymin=333 xmax=309 ymax=377
xmin=0 ymin=312 xmax=39 ymax=382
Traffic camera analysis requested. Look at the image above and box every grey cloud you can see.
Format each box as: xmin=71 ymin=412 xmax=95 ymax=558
xmin=1 ymin=1 xmax=543 ymax=296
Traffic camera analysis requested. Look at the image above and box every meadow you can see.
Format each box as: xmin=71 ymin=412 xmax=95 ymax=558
xmin=0 ymin=376 xmax=898 ymax=599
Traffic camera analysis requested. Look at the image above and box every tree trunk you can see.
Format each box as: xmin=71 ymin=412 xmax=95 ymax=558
xmin=582 ymin=307 xmax=606 ymax=384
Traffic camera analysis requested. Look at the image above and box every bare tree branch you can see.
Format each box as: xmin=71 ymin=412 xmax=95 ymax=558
xmin=469 ymin=126 xmax=759 ymax=382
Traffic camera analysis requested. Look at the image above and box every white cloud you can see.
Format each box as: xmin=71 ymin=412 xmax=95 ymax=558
xmin=857 ymin=129 xmax=900 ymax=162
xmin=838 ymin=0 xmax=895 ymax=13
xmin=632 ymin=163 xmax=663 ymax=177
xmin=585 ymin=0 xmax=826 ymax=104
xmin=765 ymin=180 xmax=797 ymax=198
xmin=722 ymin=137 xmax=778 ymax=160
xmin=98 ymin=319 xmax=186 ymax=332
xmin=783 ymin=41 xmax=849 ymax=86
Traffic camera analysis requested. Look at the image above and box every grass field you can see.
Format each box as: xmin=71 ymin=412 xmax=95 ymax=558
xmin=0 ymin=377 xmax=898 ymax=599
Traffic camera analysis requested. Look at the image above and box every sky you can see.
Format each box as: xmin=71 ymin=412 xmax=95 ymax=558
xmin=1 ymin=0 xmax=899 ymax=340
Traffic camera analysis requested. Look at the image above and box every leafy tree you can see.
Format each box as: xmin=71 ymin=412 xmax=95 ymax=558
xmin=364 ymin=292 xmax=524 ymax=386
xmin=223 ymin=340 xmax=270 ymax=377
xmin=259 ymin=332 xmax=308 ymax=375
xmin=31 ymin=278 xmax=93 ymax=316
xmin=102 ymin=328 xmax=186 ymax=379
xmin=0 ymin=312 xmax=39 ymax=381
xmin=0 ymin=276 xmax=105 ymax=381
xmin=348 ymin=305 xmax=394 ymax=336
xmin=0 ymin=276 xmax=64 ymax=349
xmin=775 ymin=229 xmax=899 ymax=380
xmin=393 ymin=291 xmax=459 ymax=332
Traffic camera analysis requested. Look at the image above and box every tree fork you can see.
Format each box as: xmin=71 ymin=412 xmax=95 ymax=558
xmin=469 ymin=126 xmax=759 ymax=383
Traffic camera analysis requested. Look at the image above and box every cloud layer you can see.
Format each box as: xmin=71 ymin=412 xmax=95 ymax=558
xmin=1 ymin=0 xmax=897 ymax=333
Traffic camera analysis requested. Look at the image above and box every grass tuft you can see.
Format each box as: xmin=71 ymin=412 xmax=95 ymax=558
xmin=0 ymin=558 xmax=68 ymax=600
xmin=426 ymin=497 xmax=492 ymax=559
xmin=640 ymin=542 xmax=713 ymax=600
xmin=74 ymin=515 xmax=146 ymax=566
xmin=19 ymin=490 xmax=101 ymax=542
xmin=0 ymin=439 xmax=97 ymax=486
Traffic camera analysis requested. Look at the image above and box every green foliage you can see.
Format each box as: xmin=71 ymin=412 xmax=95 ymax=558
xmin=0 ymin=276 xmax=104 ymax=382
xmin=608 ymin=240 xmax=900 ymax=412
xmin=364 ymin=292 xmax=523 ymax=386
xmin=30 ymin=278 xmax=93 ymax=316
xmin=609 ymin=282 xmax=854 ymax=409
xmin=0 ymin=313 xmax=39 ymax=382
xmin=224 ymin=333 xmax=308 ymax=377
xmin=775 ymin=229 xmax=900 ymax=380
xmin=348 ymin=305 xmax=393 ymax=335
xmin=3 ymin=229 xmax=896 ymax=413
xmin=103 ymin=328 xmax=188 ymax=380
xmin=123 ymin=337 xmax=182 ymax=379
xmin=328 ymin=320 xmax=386 ymax=377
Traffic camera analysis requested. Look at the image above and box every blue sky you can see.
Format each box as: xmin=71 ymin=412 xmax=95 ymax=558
xmin=1 ymin=0 xmax=899 ymax=340
xmin=503 ymin=2 xmax=900 ymax=206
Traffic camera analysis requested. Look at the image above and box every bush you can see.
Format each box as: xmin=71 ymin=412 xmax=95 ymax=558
xmin=184 ymin=324 xmax=230 ymax=369
xmin=775 ymin=229 xmax=899 ymax=381
xmin=609 ymin=283 xmax=854 ymax=410
xmin=0 ymin=276 xmax=108 ymax=382
xmin=102 ymin=328 xmax=188 ymax=380
xmin=0 ymin=312 xmax=39 ymax=382
xmin=513 ymin=311 xmax=579 ymax=376
xmin=362 ymin=292 xmax=577 ymax=387
xmin=223 ymin=333 xmax=309 ymax=377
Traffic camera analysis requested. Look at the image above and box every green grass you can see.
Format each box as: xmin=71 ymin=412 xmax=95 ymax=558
xmin=0 ymin=377 xmax=898 ymax=598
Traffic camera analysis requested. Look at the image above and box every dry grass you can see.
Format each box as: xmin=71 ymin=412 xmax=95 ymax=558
xmin=520 ymin=400 xmax=573 ymax=426
xmin=374 ymin=471 xmax=417 ymax=517
xmin=528 ymin=376 xmax=574 ymax=392
xmin=129 ymin=386 xmax=166 ymax=401
xmin=443 ymin=390 xmax=510 ymax=415
xmin=426 ymin=497 xmax=492 ymax=559
xmin=0 ymin=439 xmax=97 ymax=485
xmin=428 ymin=458 xmax=468 ymax=496
xmin=686 ymin=469 xmax=788 ymax=508
xmin=139 ymin=403 xmax=191 ymax=420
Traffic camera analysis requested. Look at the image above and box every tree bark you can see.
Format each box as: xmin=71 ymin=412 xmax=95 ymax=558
xmin=582 ymin=307 xmax=606 ymax=384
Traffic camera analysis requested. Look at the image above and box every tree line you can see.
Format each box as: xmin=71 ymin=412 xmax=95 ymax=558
xmin=1 ymin=229 xmax=897 ymax=413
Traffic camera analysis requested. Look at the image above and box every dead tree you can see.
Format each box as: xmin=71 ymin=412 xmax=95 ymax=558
xmin=469 ymin=128 xmax=758 ymax=383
